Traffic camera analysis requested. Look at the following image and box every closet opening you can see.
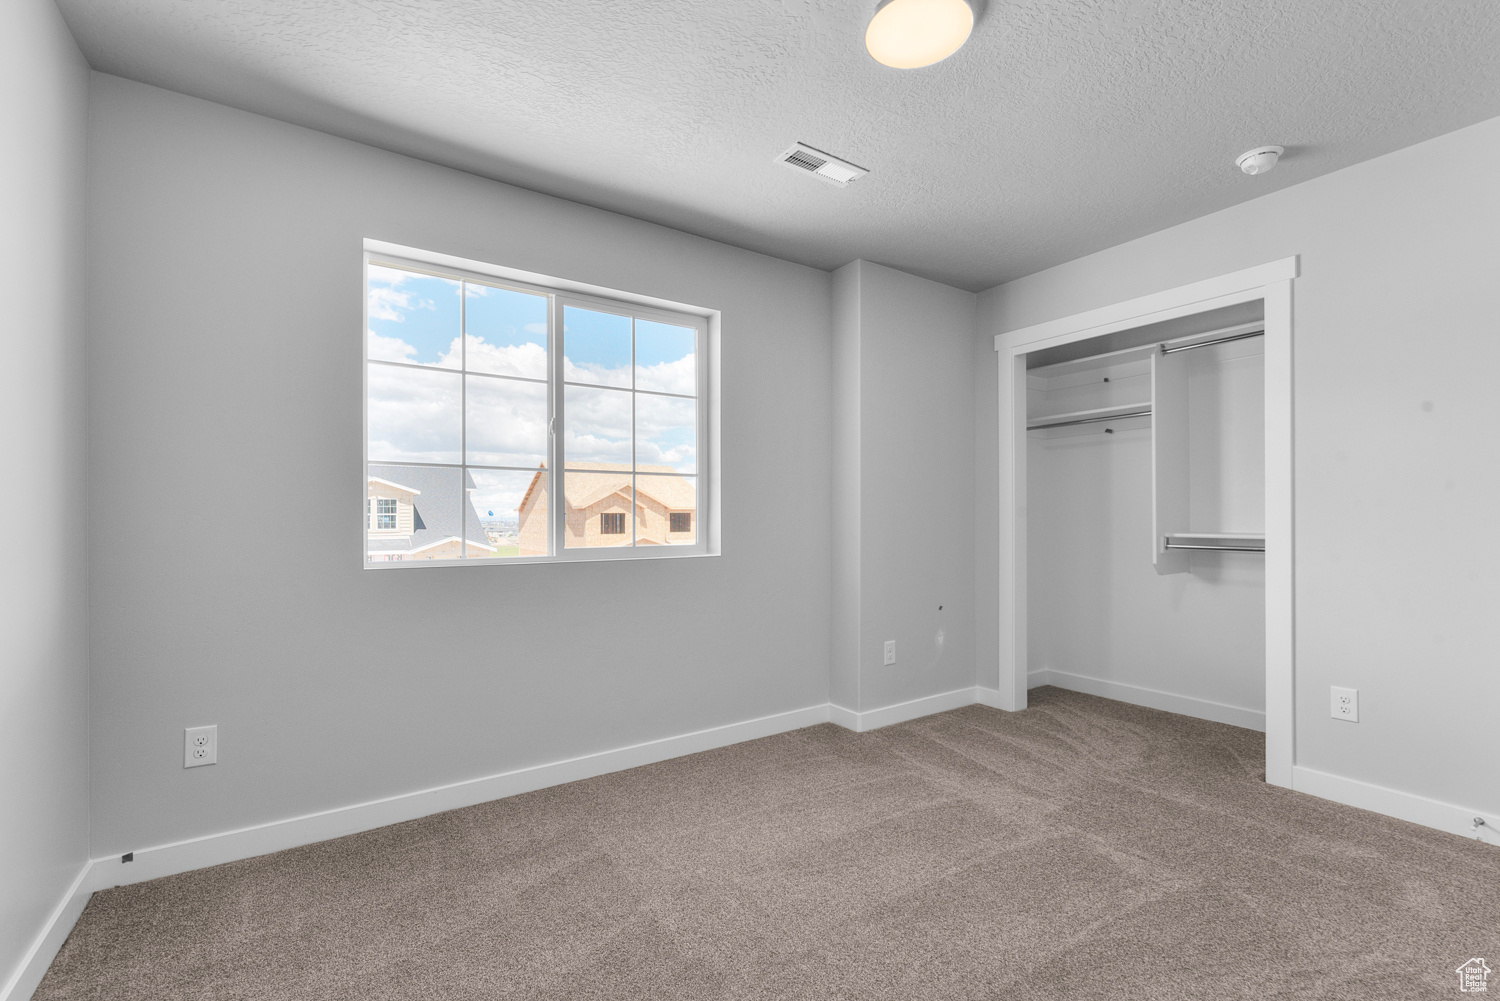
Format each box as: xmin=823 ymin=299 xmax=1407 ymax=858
xmin=992 ymin=260 xmax=1296 ymax=787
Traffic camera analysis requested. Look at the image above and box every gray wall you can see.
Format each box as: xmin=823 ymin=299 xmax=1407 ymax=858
xmin=832 ymin=261 xmax=977 ymax=712
xmin=0 ymin=0 xmax=91 ymax=989
xmin=86 ymin=74 xmax=833 ymax=856
xmin=977 ymin=115 xmax=1500 ymax=814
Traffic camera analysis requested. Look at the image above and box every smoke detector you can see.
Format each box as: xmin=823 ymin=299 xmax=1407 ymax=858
xmin=1236 ymin=145 xmax=1284 ymax=176
xmin=775 ymin=143 xmax=869 ymax=187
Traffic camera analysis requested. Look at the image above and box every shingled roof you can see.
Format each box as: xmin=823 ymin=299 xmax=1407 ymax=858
xmin=367 ymin=463 xmax=494 ymax=554
xmin=517 ymin=462 xmax=695 ymax=514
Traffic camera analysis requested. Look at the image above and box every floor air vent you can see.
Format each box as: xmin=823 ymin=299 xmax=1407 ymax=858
xmin=775 ymin=143 xmax=869 ymax=187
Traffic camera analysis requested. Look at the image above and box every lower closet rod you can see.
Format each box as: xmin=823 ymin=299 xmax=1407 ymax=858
xmin=1163 ymin=541 xmax=1266 ymax=553
xmin=1027 ymin=408 xmax=1152 ymax=430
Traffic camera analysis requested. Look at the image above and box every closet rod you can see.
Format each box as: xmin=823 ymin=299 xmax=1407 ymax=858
xmin=1027 ymin=408 xmax=1152 ymax=430
xmin=1160 ymin=329 xmax=1264 ymax=355
xmin=1163 ymin=541 xmax=1266 ymax=553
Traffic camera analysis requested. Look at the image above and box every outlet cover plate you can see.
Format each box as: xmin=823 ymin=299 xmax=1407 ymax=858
xmin=883 ymin=640 xmax=896 ymax=666
xmin=1330 ymin=687 xmax=1358 ymax=722
xmin=184 ymin=725 xmax=218 ymax=767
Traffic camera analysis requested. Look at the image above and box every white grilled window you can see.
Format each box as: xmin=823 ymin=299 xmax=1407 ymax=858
xmin=364 ymin=249 xmax=710 ymax=566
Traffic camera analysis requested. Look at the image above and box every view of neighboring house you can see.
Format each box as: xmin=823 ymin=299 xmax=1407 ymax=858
xmin=516 ymin=462 xmax=695 ymax=555
xmin=367 ymin=463 xmax=496 ymax=562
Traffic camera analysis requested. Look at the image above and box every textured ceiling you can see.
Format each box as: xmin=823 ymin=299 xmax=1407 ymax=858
xmin=56 ymin=0 xmax=1500 ymax=290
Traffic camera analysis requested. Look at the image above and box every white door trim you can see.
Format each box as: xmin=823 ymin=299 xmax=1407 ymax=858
xmin=992 ymin=257 xmax=1298 ymax=788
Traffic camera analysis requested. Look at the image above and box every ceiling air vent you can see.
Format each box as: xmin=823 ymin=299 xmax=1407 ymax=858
xmin=775 ymin=143 xmax=869 ymax=188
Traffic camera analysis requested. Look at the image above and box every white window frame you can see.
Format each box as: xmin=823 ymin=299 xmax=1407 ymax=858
xmin=362 ymin=245 xmax=714 ymax=569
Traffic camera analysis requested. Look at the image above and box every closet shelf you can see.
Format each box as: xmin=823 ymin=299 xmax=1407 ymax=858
xmin=1163 ymin=532 xmax=1265 ymax=553
xmin=1026 ymin=403 xmax=1152 ymax=431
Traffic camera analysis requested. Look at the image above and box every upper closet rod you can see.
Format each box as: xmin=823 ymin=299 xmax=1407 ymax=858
xmin=1159 ymin=328 xmax=1264 ymax=355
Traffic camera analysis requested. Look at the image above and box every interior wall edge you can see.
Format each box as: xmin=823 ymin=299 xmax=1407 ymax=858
xmin=0 ymin=863 xmax=91 ymax=1001
xmin=974 ymin=687 xmax=1008 ymax=709
xmin=829 ymin=260 xmax=864 ymax=713
xmin=827 ymin=703 xmax=861 ymax=731
xmin=830 ymin=686 xmax=981 ymax=733
xmin=0 ymin=0 xmax=92 ymax=993
xmin=850 ymin=261 xmax=979 ymax=716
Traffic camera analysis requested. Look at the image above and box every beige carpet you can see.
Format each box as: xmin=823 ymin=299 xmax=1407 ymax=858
xmin=36 ymin=687 xmax=1499 ymax=999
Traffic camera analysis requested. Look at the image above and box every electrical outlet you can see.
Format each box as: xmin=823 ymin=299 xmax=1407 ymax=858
xmin=184 ymin=725 xmax=218 ymax=767
xmin=883 ymin=640 xmax=896 ymax=666
xmin=1330 ymin=687 xmax=1358 ymax=723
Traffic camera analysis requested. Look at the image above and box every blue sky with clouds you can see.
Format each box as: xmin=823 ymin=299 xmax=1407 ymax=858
xmin=367 ymin=264 xmax=698 ymax=529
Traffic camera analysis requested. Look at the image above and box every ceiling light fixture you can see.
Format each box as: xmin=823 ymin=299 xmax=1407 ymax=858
xmin=865 ymin=0 xmax=974 ymax=69
xmin=1236 ymin=145 xmax=1285 ymax=176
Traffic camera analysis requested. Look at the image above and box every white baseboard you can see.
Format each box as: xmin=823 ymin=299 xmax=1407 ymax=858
xmin=1291 ymin=765 xmax=1499 ymax=847
xmin=92 ymin=702 xmax=830 ymax=891
xmin=1028 ymin=668 xmax=1266 ymax=732
xmin=0 ymin=862 xmax=92 ymax=1001
xmin=12 ymin=693 xmax=1492 ymax=1001
xmin=98 ymin=688 xmax=1009 ymax=889
xmin=829 ymin=687 xmax=986 ymax=733
xmin=974 ymin=686 xmax=1009 ymax=709
xmin=826 ymin=703 xmax=861 ymax=730
xmin=96 ymin=688 xmax=1005 ymax=891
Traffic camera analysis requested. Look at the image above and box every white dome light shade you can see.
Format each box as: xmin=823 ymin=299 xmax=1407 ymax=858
xmin=865 ymin=0 xmax=974 ymax=69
